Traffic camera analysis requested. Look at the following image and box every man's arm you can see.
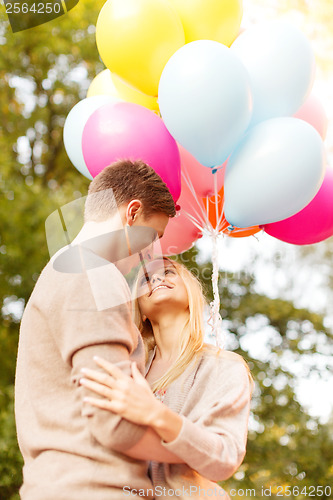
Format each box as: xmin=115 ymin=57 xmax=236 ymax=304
xmin=54 ymin=262 xmax=148 ymax=453
xmin=71 ymin=341 xmax=147 ymax=452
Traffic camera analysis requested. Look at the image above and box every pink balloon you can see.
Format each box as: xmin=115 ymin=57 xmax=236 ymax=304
xmin=294 ymin=94 xmax=328 ymax=140
xmin=179 ymin=144 xmax=225 ymax=198
xmin=263 ymin=167 xmax=333 ymax=245
xmin=159 ymin=182 xmax=202 ymax=255
xmin=82 ymin=101 xmax=181 ymax=202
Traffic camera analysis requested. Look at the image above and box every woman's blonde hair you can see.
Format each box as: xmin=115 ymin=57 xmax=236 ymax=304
xmin=133 ymin=257 xmax=254 ymax=394
xmin=133 ymin=257 xmax=207 ymax=392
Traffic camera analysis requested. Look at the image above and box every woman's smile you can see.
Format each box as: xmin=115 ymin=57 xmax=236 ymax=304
xmin=150 ymin=284 xmax=172 ymax=296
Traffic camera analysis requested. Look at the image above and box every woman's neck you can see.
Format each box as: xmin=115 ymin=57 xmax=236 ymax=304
xmin=150 ymin=310 xmax=189 ymax=362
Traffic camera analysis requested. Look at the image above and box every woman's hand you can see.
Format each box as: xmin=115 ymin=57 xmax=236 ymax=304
xmin=79 ymin=356 xmax=163 ymax=427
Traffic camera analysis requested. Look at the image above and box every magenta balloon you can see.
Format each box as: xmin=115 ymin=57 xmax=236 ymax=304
xmin=160 ymin=182 xmax=202 ymax=255
xmin=263 ymin=167 xmax=333 ymax=245
xmin=82 ymin=101 xmax=181 ymax=202
xmin=179 ymin=144 xmax=225 ymax=198
xmin=294 ymin=94 xmax=328 ymax=140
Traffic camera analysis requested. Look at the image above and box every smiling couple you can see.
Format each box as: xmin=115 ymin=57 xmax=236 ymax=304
xmin=15 ymin=159 xmax=252 ymax=500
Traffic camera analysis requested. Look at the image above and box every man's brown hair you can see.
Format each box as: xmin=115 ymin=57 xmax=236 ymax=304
xmin=84 ymin=159 xmax=176 ymax=222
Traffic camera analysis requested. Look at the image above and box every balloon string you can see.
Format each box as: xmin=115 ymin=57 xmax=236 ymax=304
xmin=204 ymin=195 xmax=215 ymax=233
xmin=214 ymin=171 xmax=219 ymax=230
xmin=217 ymin=194 xmax=226 ymax=231
xmin=182 ymin=168 xmax=223 ymax=348
xmin=211 ymin=164 xmax=225 ymax=174
xmin=203 ymin=186 xmax=222 ymax=234
xmin=182 ymin=210 xmax=206 ymax=232
xmin=209 ymin=230 xmax=223 ymax=348
xmin=220 ymin=219 xmax=230 ymax=233
xmin=205 ymin=196 xmax=209 ymax=224
xmin=211 ymin=167 xmax=226 ymax=232
xmin=183 ymin=202 xmax=205 ymax=230
xmin=181 ymin=170 xmax=212 ymax=229
xmin=183 ymin=196 xmax=208 ymax=230
xmin=181 ymin=170 xmax=211 ymax=228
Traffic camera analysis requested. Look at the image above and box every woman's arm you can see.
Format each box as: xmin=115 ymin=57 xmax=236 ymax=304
xmin=157 ymin=356 xmax=252 ymax=481
xmin=80 ymin=356 xmax=185 ymax=462
xmin=124 ymin=427 xmax=183 ymax=462
xmin=80 ymin=354 xmax=252 ymax=478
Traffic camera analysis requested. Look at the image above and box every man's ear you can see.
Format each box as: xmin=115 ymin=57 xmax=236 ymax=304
xmin=126 ymin=200 xmax=143 ymax=225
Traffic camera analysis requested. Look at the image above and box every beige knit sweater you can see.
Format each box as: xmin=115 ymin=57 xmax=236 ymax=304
xmin=15 ymin=249 xmax=154 ymax=500
xmin=145 ymin=346 xmax=252 ymax=499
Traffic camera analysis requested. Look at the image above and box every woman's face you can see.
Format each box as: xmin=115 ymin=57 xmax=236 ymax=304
xmin=137 ymin=260 xmax=189 ymax=320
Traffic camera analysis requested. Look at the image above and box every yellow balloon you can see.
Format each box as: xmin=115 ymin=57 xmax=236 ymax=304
xmin=167 ymin=0 xmax=243 ymax=47
xmin=87 ymin=69 xmax=159 ymax=112
xmin=112 ymin=74 xmax=160 ymax=112
xmin=96 ymin=0 xmax=185 ymax=97
xmin=87 ymin=69 xmax=119 ymax=98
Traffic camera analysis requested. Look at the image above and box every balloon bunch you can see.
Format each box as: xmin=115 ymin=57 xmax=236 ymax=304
xmin=63 ymin=0 xmax=331 ymax=345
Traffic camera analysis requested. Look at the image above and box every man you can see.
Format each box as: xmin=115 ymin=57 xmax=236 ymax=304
xmin=15 ymin=160 xmax=177 ymax=500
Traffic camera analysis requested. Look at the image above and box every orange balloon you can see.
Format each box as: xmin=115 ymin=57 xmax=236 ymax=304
xmin=203 ymin=185 xmax=225 ymax=230
xmin=227 ymin=226 xmax=261 ymax=238
xmin=203 ymin=186 xmax=261 ymax=237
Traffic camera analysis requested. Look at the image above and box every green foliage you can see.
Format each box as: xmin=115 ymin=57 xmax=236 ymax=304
xmin=0 ymin=386 xmax=22 ymax=500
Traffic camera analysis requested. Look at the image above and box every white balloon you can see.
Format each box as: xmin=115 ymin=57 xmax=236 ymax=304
xmin=159 ymin=40 xmax=252 ymax=167
xmin=224 ymin=117 xmax=325 ymax=228
xmin=63 ymin=95 xmax=120 ymax=179
xmin=231 ymin=21 xmax=316 ymax=125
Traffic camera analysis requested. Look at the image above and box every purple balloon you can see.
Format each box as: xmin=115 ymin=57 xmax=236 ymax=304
xmin=263 ymin=167 xmax=333 ymax=245
xmin=82 ymin=101 xmax=181 ymax=202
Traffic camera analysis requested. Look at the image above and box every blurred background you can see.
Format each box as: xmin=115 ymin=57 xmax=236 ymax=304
xmin=0 ymin=0 xmax=332 ymax=498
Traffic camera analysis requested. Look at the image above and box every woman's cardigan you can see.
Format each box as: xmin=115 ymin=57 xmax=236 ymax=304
xmin=145 ymin=345 xmax=252 ymax=499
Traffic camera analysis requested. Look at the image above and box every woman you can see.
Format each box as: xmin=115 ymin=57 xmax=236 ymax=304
xmin=80 ymin=258 xmax=252 ymax=498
